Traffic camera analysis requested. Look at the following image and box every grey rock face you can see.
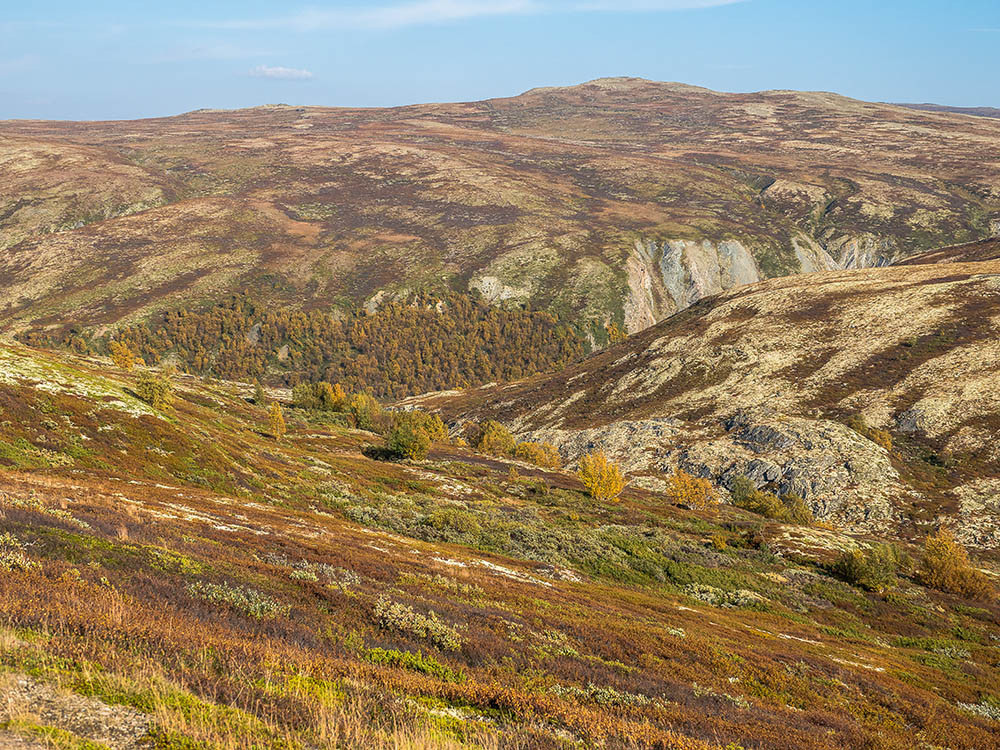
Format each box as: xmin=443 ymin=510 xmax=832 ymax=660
xmin=623 ymin=238 xmax=763 ymax=333
xmin=521 ymin=409 xmax=907 ymax=535
xmin=827 ymin=234 xmax=898 ymax=268
xmin=622 ymin=234 xmax=843 ymax=334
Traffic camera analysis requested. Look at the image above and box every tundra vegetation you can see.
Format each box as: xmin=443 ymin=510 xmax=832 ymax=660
xmin=2 ymin=79 xmax=1000 ymax=341
xmin=0 ymin=340 xmax=997 ymax=750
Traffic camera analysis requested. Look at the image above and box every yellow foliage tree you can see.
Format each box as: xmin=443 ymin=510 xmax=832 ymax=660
xmin=316 ymin=381 xmax=347 ymax=411
xmin=578 ymin=450 xmax=626 ymax=502
xmin=269 ymin=402 xmax=286 ymax=441
xmin=135 ymin=370 xmax=172 ymax=409
xmin=473 ymin=420 xmax=515 ymax=457
xmin=663 ymin=468 xmax=716 ymax=509
xmin=605 ymin=321 xmax=627 ymax=344
xmin=109 ymin=340 xmax=137 ymax=371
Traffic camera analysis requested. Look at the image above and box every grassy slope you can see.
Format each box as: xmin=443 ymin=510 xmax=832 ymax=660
xmin=2 ymin=79 xmax=999 ymax=335
xmin=0 ymin=340 xmax=999 ymax=748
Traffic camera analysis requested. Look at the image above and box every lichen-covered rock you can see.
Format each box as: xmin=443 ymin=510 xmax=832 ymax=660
xmin=521 ymin=409 xmax=906 ymax=534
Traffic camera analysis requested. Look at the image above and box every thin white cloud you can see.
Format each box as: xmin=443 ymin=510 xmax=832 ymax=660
xmin=211 ymin=0 xmax=744 ymax=31
xmin=249 ymin=65 xmax=315 ymax=80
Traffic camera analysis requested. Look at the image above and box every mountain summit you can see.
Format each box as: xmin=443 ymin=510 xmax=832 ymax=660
xmin=2 ymin=79 xmax=999 ymax=341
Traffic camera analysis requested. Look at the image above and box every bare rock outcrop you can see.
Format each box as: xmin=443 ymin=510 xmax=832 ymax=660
xmin=521 ymin=409 xmax=906 ymax=534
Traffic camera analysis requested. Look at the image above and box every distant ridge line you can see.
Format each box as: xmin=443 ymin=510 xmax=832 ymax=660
xmin=893 ymin=102 xmax=1000 ymax=119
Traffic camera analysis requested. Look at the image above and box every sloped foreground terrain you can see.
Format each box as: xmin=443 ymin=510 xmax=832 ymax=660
xmin=410 ymin=246 xmax=1000 ymax=546
xmin=1 ymin=340 xmax=999 ymax=748
xmin=2 ymin=78 xmax=1000 ymax=339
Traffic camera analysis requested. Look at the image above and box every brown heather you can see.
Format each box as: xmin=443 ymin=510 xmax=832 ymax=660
xmin=0 ymin=277 xmax=998 ymax=746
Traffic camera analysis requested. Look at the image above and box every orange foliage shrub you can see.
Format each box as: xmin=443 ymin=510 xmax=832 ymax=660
xmin=663 ymin=468 xmax=716 ymax=509
xmin=918 ymin=528 xmax=993 ymax=599
xmin=513 ymin=441 xmax=562 ymax=470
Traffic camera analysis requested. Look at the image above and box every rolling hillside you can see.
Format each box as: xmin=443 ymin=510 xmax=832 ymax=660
xmin=2 ymin=78 xmax=1000 ymax=341
xmin=0 ymin=339 xmax=999 ymax=748
xmin=408 ymin=242 xmax=1000 ymax=544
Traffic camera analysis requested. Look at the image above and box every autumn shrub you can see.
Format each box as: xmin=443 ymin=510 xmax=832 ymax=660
xmin=385 ymin=420 xmax=431 ymax=460
xmin=918 ymin=529 xmax=993 ymax=599
xmin=134 ymin=370 xmax=172 ymax=409
xmin=317 ymin=381 xmax=347 ymax=410
xmin=292 ymin=381 xmax=347 ymax=411
xmin=663 ymin=468 xmax=716 ymax=509
xmin=425 ymin=507 xmax=481 ymax=535
xmin=186 ymin=581 xmax=290 ymax=620
xmin=846 ymin=414 xmax=893 ymax=452
xmin=729 ymin=476 xmax=783 ymax=517
xmin=513 ymin=441 xmax=562 ymax=469
xmin=346 ymin=393 xmax=383 ymax=432
xmin=373 ymin=596 xmax=462 ymax=651
xmin=0 ymin=533 xmax=38 ymax=572
xmin=578 ymin=450 xmax=626 ymax=502
xmin=684 ymin=583 xmax=766 ymax=609
xmin=729 ymin=476 xmax=813 ymax=524
xmin=400 ymin=410 xmax=448 ymax=442
xmin=471 ymin=420 xmax=516 ymax=456
xmin=782 ymin=493 xmax=815 ymax=525
xmin=550 ymin=682 xmax=651 ymax=707
xmin=382 ymin=411 xmax=446 ymax=460
xmin=291 ymin=383 xmax=319 ymax=410
xmin=831 ymin=543 xmax=903 ymax=592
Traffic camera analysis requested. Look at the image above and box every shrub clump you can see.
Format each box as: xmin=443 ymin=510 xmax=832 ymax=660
xmin=729 ymin=476 xmax=813 ymax=524
xmin=386 ymin=420 xmax=431 ymax=460
xmin=918 ymin=528 xmax=993 ymax=600
xmin=470 ymin=420 xmax=516 ymax=457
xmin=187 ymin=581 xmax=290 ymax=620
xmin=846 ymin=414 xmax=893 ymax=452
xmin=383 ymin=410 xmax=448 ymax=460
xmin=550 ymin=682 xmax=652 ymax=708
xmin=134 ymin=370 xmax=173 ymax=409
xmin=292 ymin=381 xmax=346 ymax=411
xmin=663 ymin=468 xmax=716 ymax=509
xmin=957 ymin=697 xmax=1000 ymax=722
xmin=0 ymin=533 xmax=38 ymax=572
xmin=373 ymin=596 xmax=462 ymax=651
xmin=831 ymin=543 xmax=904 ymax=592
xmin=346 ymin=393 xmax=383 ymax=432
xmin=684 ymin=583 xmax=766 ymax=609
xmin=578 ymin=450 xmax=627 ymax=502
xmin=513 ymin=441 xmax=562 ymax=469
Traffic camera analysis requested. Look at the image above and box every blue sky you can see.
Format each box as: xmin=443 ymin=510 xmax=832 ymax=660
xmin=1 ymin=0 xmax=997 ymax=120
